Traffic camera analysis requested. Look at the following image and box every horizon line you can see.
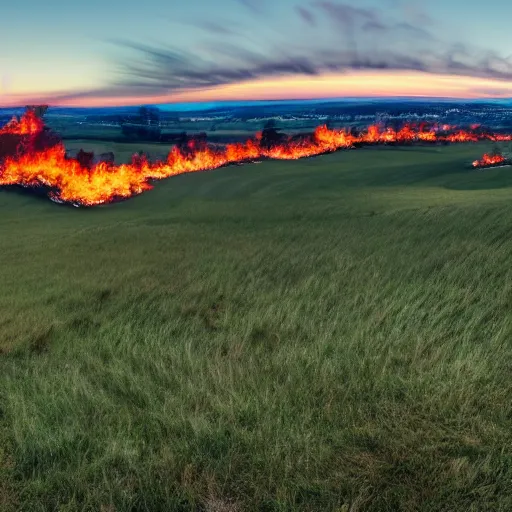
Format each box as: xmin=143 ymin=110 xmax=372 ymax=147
xmin=1 ymin=95 xmax=511 ymax=110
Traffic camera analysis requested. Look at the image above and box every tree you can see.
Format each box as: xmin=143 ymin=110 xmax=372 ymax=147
xmin=260 ymin=120 xmax=286 ymax=149
xmin=76 ymin=149 xmax=94 ymax=169
xmin=138 ymin=106 xmax=160 ymax=126
xmin=26 ymin=105 xmax=48 ymax=118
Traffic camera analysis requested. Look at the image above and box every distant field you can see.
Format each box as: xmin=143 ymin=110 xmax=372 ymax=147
xmin=65 ymin=139 xmax=175 ymax=163
xmin=2 ymin=143 xmax=512 ymax=510
xmin=47 ymin=122 xmax=123 ymax=140
xmin=46 ymin=118 xmax=352 ymax=146
xmin=49 ymin=117 xmax=447 ymax=148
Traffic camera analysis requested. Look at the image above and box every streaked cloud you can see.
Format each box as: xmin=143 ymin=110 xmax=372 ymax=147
xmin=4 ymin=0 xmax=512 ymax=105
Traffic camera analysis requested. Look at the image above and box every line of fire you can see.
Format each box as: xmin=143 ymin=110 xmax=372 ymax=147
xmin=0 ymin=105 xmax=511 ymax=207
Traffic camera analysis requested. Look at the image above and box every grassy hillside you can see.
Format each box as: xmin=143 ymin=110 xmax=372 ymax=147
xmin=2 ymin=143 xmax=512 ymax=511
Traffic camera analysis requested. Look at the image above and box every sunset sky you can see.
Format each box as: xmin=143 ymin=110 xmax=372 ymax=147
xmin=2 ymin=0 xmax=512 ymax=106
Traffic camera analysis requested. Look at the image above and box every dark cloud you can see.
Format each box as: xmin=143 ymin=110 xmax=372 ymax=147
xmin=395 ymin=22 xmax=434 ymax=40
xmin=37 ymin=0 xmax=512 ymax=103
xmin=314 ymin=1 xmax=379 ymax=58
xmin=297 ymin=6 xmax=316 ymax=26
xmin=363 ymin=20 xmax=388 ymax=32
xmin=197 ymin=21 xmax=241 ymax=36
xmin=315 ymin=2 xmax=433 ymax=39
xmin=315 ymin=1 xmax=377 ymax=26
xmin=45 ymin=41 xmax=512 ymax=105
xmin=115 ymin=42 xmax=322 ymax=91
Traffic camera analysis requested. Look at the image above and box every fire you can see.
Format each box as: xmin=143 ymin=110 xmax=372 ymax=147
xmin=472 ymin=153 xmax=507 ymax=168
xmin=0 ymin=109 xmax=44 ymax=136
xmin=0 ymin=145 xmax=152 ymax=205
xmin=1 ymin=110 xmax=512 ymax=206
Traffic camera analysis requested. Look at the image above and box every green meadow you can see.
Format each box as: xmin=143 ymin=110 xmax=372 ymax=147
xmin=2 ymin=142 xmax=512 ymax=511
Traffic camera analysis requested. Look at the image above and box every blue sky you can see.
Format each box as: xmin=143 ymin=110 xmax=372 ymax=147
xmin=1 ymin=0 xmax=512 ymax=105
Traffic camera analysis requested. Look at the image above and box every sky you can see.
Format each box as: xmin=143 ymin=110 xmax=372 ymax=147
xmin=1 ymin=0 xmax=512 ymax=106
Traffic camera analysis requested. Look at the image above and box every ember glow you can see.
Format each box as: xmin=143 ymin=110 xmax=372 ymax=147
xmin=472 ymin=153 xmax=508 ymax=168
xmin=1 ymin=110 xmax=512 ymax=206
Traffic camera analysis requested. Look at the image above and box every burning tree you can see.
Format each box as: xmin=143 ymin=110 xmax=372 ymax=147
xmin=0 ymin=106 xmax=60 ymax=163
xmin=25 ymin=105 xmax=49 ymax=119
xmin=259 ymin=120 xmax=287 ymax=149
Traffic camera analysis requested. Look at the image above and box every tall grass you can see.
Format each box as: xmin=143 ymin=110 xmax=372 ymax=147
xmin=1 ymin=143 xmax=512 ymax=510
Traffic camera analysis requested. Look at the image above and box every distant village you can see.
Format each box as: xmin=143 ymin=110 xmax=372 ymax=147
xmin=4 ymin=100 xmax=512 ymax=145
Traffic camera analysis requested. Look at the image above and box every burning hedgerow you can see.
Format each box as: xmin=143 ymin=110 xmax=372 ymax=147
xmin=1 ymin=106 xmax=512 ymax=206
xmin=472 ymin=149 xmax=511 ymax=169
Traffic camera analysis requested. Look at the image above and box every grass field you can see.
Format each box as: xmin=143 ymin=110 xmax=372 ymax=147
xmin=2 ymin=142 xmax=512 ymax=511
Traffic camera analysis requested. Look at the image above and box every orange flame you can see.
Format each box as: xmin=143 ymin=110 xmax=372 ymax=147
xmin=1 ymin=112 xmax=512 ymax=206
xmin=0 ymin=110 xmax=44 ymax=136
xmin=472 ymin=153 xmax=507 ymax=168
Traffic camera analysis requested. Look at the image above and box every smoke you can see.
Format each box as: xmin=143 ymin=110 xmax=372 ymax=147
xmin=40 ymin=1 xmax=512 ymax=103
